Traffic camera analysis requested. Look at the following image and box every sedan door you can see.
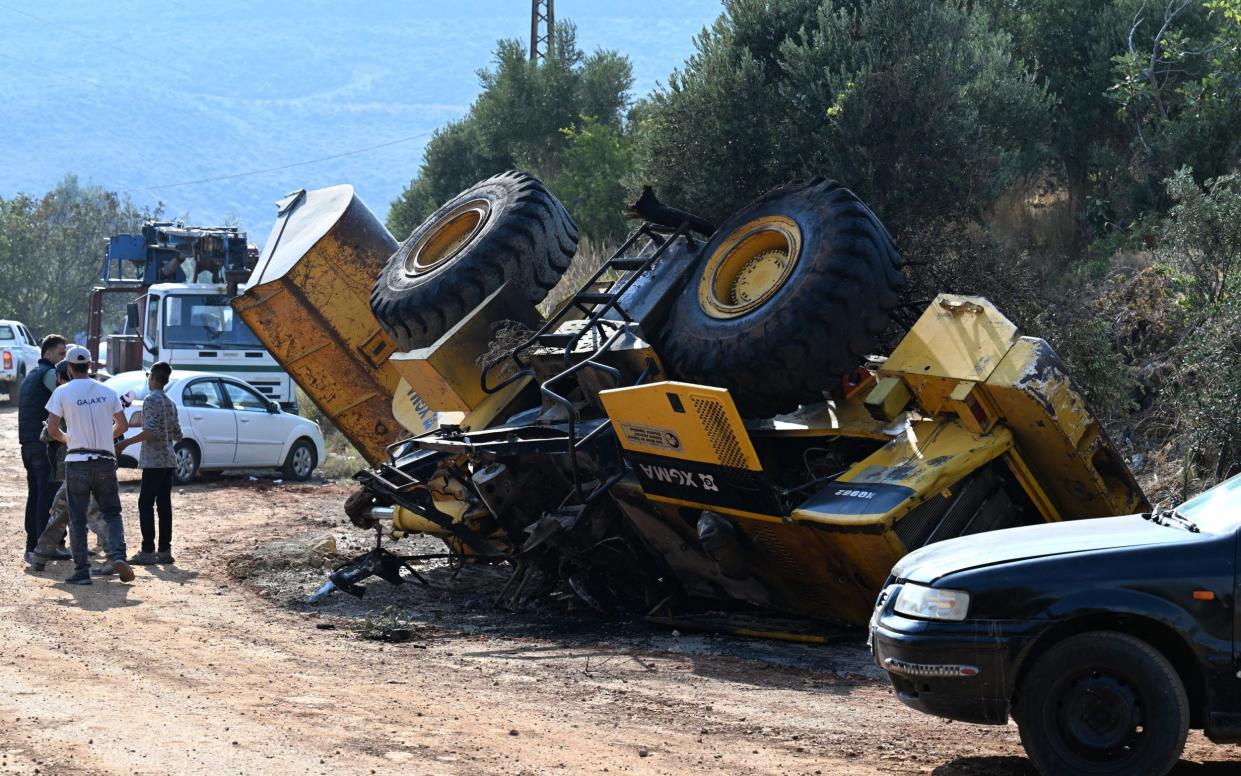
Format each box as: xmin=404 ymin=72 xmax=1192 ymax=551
xmin=222 ymin=380 xmax=285 ymax=466
xmin=181 ymin=379 xmax=237 ymax=466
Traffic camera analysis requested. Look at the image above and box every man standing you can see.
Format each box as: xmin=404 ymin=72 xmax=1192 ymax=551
xmin=116 ymin=361 xmax=181 ymax=564
xmin=19 ymin=334 xmax=67 ymax=562
xmin=30 ymin=359 xmax=108 ymax=570
xmin=45 ymin=346 xmax=134 ymax=585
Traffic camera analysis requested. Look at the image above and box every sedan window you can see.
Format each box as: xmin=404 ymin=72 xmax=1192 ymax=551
xmin=223 ymin=381 xmax=268 ymax=413
xmin=183 ymin=380 xmax=226 ymax=409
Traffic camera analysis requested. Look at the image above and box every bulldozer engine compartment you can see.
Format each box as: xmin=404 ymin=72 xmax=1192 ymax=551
xmin=245 ymin=173 xmax=1149 ymax=639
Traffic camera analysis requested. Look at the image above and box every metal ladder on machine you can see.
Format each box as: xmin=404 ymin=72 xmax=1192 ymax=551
xmin=480 ymin=220 xmax=697 ymax=499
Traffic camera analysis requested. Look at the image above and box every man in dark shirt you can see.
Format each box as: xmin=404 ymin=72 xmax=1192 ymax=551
xmin=19 ymin=334 xmax=66 ymax=562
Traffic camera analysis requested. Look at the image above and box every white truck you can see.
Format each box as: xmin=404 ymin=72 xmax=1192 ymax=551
xmin=0 ymin=319 xmax=41 ymax=404
xmin=133 ymin=283 xmax=297 ymax=409
xmin=89 ymin=222 xmax=298 ymax=410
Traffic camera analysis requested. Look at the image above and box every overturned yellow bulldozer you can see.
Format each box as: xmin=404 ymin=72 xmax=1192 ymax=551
xmin=235 ymin=172 xmax=1146 ymax=637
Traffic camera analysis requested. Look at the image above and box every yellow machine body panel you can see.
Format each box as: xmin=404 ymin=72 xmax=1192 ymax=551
xmin=984 ymin=337 xmax=1147 ymax=517
xmin=792 ymin=418 xmax=1015 ymax=528
xmin=744 ymin=395 xmax=891 ymax=440
xmin=599 ymin=381 xmax=763 ymax=471
xmin=881 ymin=294 xmax=1020 ymax=415
xmin=876 ymin=294 xmax=1149 ymax=519
xmin=387 ymin=282 xmax=540 ymax=415
xmin=595 ymin=295 xmax=1150 ymax=627
xmin=231 ymin=185 xmax=405 ymax=466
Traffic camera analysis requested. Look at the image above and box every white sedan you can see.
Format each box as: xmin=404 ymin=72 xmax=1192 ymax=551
xmin=109 ymin=370 xmax=325 ymax=484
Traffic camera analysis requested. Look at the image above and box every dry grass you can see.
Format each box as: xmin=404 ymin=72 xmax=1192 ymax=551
xmin=538 ymin=236 xmax=621 ymax=317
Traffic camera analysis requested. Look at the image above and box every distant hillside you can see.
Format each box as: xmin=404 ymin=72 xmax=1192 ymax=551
xmin=1 ymin=0 xmax=720 ymax=246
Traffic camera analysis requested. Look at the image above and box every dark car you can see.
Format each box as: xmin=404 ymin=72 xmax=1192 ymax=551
xmin=870 ymin=475 xmax=1241 ymax=776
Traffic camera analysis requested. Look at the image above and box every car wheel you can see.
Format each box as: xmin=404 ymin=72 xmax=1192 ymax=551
xmin=172 ymin=441 xmax=200 ymax=485
xmin=282 ymin=438 xmax=316 ymax=481
xmin=1016 ymin=631 xmax=1188 ymax=776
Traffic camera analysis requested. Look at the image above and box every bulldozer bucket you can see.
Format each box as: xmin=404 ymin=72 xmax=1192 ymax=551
xmin=231 ymin=186 xmax=406 ymax=466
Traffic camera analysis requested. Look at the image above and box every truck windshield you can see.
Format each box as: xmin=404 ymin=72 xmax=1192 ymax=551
xmin=163 ymin=294 xmax=263 ymax=350
xmin=1173 ymin=473 xmax=1241 ymax=533
xmin=0 ymin=325 xmax=13 ymax=340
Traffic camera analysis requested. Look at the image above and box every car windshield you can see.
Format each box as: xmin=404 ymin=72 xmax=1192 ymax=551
xmin=1172 ymin=474 xmax=1241 ymax=532
xmin=0 ymin=325 xmax=14 ymax=340
xmin=163 ymin=294 xmax=263 ymax=350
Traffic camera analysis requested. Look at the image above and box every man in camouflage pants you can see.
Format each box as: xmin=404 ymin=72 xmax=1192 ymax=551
xmin=30 ymin=360 xmax=107 ymax=571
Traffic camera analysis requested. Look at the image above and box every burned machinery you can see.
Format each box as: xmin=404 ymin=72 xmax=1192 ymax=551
xmin=236 ymin=172 xmax=1147 ymax=637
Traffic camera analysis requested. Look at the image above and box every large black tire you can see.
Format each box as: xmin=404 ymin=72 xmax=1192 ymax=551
xmin=1016 ymin=631 xmax=1189 ymax=776
xmin=659 ymin=177 xmax=902 ymax=418
xmin=371 ymin=171 xmax=578 ymax=350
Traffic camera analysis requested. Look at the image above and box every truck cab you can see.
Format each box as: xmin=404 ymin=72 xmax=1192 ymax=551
xmin=137 ymin=283 xmax=296 ymax=409
xmin=88 ymin=221 xmax=297 ymax=411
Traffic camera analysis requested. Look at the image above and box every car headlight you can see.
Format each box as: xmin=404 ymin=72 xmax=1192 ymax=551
xmin=893 ymin=583 xmax=970 ymax=621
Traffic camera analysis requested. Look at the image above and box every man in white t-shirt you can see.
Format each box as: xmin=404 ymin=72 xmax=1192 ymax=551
xmin=45 ymin=346 xmax=135 ymax=585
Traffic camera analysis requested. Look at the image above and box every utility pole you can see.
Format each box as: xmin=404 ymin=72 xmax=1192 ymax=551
xmin=530 ymin=0 xmax=554 ymax=62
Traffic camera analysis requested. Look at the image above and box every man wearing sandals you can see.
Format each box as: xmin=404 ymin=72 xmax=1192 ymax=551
xmin=44 ymin=346 xmax=134 ymax=585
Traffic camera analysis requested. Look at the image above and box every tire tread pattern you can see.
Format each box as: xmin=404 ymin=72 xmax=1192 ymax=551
xmin=371 ymin=171 xmax=577 ymax=350
xmin=660 ymin=178 xmax=904 ymax=418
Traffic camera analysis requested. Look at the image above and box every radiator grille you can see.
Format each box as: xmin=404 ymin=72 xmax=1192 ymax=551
xmin=691 ymin=395 xmax=747 ymax=469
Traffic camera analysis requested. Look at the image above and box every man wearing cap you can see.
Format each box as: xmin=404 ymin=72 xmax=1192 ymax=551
xmin=30 ymin=359 xmax=108 ymax=570
xmin=44 ymin=346 xmax=134 ymax=585
xmin=19 ymin=334 xmax=67 ymax=563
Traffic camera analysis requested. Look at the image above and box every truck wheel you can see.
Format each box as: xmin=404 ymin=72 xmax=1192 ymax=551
xmin=282 ymin=438 xmax=317 ymax=481
xmin=659 ymin=177 xmax=902 ymax=418
xmin=371 ymin=170 xmax=577 ymax=350
xmin=1016 ymin=631 xmax=1188 ymax=776
xmin=7 ymin=368 xmax=25 ymax=406
xmin=172 ymin=441 xmax=200 ymax=485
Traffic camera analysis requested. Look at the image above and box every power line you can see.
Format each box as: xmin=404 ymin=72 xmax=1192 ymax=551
xmin=0 ymin=2 xmax=197 ymax=80
xmin=142 ymin=131 xmax=434 ymax=192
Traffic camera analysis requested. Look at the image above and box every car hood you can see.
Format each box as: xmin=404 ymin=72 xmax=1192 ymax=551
xmin=894 ymin=514 xmax=1200 ymax=584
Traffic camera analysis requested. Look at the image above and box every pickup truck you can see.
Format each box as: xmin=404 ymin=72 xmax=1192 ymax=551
xmin=870 ymin=474 xmax=1241 ymax=776
xmin=0 ymin=320 xmax=41 ymax=404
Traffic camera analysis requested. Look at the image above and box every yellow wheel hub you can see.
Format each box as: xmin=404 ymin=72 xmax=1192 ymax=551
xmin=698 ymin=216 xmax=802 ymax=319
xmin=405 ymin=199 xmax=490 ymax=275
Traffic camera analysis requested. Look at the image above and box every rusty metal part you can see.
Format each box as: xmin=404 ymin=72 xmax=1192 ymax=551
xmin=231 ymin=186 xmax=404 ymax=466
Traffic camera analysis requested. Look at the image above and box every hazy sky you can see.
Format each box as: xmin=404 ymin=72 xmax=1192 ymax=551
xmin=0 ymin=0 xmax=723 ymax=242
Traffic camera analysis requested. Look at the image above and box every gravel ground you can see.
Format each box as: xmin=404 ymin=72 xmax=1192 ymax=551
xmin=1 ymin=405 xmax=1236 ymax=775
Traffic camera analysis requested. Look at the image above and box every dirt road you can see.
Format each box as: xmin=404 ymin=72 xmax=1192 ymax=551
xmin=0 ymin=406 xmax=1235 ymax=775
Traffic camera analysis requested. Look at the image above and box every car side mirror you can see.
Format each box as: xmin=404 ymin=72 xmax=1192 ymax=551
xmin=266 ymin=400 xmax=280 ymax=414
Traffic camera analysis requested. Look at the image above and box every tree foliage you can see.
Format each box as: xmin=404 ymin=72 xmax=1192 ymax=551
xmin=634 ymin=0 xmax=1050 ymax=227
xmin=0 ymin=175 xmax=159 ymax=338
xmin=387 ymin=22 xmax=634 ymax=242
